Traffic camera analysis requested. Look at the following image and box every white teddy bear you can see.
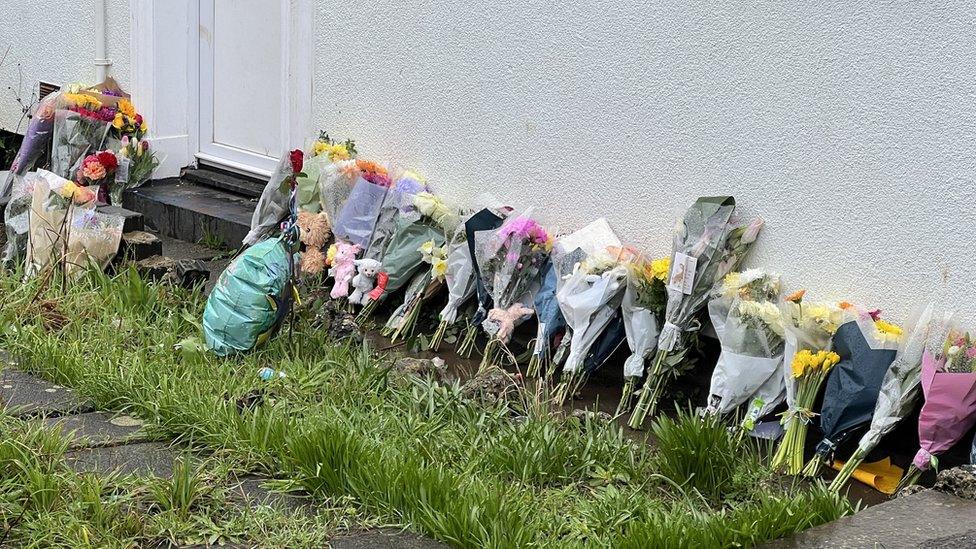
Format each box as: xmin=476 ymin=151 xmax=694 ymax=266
xmin=349 ymin=259 xmax=382 ymax=305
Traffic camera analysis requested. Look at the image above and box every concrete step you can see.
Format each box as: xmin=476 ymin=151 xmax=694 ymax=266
xmin=183 ymin=166 xmax=266 ymax=199
xmin=123 ymin=179 xmax=253 ymax=250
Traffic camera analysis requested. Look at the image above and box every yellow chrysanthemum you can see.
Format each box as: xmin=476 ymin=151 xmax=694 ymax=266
xmin=63 ymin=93 xmax=102 ymax=110
xmin=117 ymin=98 xmax=137 ymax=118
xmin=113 ymin=113 xmax=124 ymax=129
xmin=651 ymin=257 xmax=670 ymax=281
xmin=325 ymin=243 xmax=338 ymax=266
xmin=875 ymin=320 xmax=903 ymax=337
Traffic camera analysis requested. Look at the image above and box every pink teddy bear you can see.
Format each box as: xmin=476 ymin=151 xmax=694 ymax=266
xmin=486 ymin=303 xmax=534 ymax=343
xmin=329 ymin=241 xmax=361 ymax=299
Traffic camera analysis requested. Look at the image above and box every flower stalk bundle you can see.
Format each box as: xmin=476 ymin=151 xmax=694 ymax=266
xmin=628 ymin=197 xmax=763 ymax=429
xmin=897 ymin=318 xmax=976 ymax=491
xmin=615 ymin=256 xmax=670 ymax=414
xmin=429 ymin=221 xmax=478 ymax=351
xmin=770 ymin=349 xmax=841 ymax=474
xmin=702 ymin=270 xmax=786 ymax=426
xmin=383 ymin=239 xmax=448 ymax=341
xmin=800 ymin=305 xmax=902 ymax=478
xmin=526 ymin=260 xmax=566 ymax=378
xmin=474 ymin=213 xmax=553 ymax=372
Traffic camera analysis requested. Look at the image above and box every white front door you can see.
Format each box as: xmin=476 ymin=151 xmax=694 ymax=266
xmin=197 ymin=0 xmax=311 ymax=177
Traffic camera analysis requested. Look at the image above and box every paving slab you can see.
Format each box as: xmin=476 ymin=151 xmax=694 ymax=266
xmin=0 ymin=367 xmax=95 ymax=418
xmin=42 ymin=411 xmax=148 ymax=448
xmin=765 ymin=490 xmax=976 ymax=549
xmin=329 ymin=528 xmax=450 ymax=549
xmin=66 ymin=441 xmax=178 ymax=478
xmin=226 ymin=475 xmax=314 ymax=514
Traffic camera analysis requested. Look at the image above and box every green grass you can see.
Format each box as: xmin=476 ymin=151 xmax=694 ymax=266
xmin=0 ymin=410 xmax=353 ymax=548
xmin=0 ymin=267 xmax=853 ymax=547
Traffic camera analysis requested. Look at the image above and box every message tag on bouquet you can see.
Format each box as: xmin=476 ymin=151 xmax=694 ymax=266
xmin=116 ymin=157 xmax=130 ymax=185
xmin=668 ymin=253 xmax=697 ymax=295
xmin=534 ymin=323 xmax=547 ymax=354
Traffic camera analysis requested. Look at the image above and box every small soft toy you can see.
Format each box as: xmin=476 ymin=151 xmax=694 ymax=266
xmin=349 ymin=258 xmax=382 ymax=305
xmin=486 ymin=303 xmax=534 ymax=343
xmin=297 ymin=211 xmax=332 ymax=276
xmin=329 ymin=241 xmax=360 ymax=299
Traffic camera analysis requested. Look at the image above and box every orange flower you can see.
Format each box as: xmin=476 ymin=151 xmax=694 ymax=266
xmin=785 ymin=289 xmax=806 ymax=303
xmin=838 ymin=301 xmax=853 ymax=310
xmin=355 ymin=159 xmax=387 ymax=175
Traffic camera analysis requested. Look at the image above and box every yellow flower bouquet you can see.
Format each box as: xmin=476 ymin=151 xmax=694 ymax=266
xmin=771 ymin=349 xmax=841 ymax=474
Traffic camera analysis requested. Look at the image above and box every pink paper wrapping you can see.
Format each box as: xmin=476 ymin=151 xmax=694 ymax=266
xmin=912 ymin=349 xmax=976 ymax=470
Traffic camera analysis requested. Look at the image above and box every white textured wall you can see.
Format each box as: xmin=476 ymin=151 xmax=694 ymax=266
xmin=0 ymin=0 xmax=130 ymax=132
xmin=313 ymin=1 xmax=976 ymax=324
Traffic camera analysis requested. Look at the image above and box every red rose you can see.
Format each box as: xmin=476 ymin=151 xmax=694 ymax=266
xmin=289 ymin=149 xmax=303 ymax=174
xmin=97 ymin=151 xmax=118 ymax=171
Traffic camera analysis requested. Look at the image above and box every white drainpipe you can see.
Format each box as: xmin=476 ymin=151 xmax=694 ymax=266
xmin=94 ymin=0 xmax=111 ymax=80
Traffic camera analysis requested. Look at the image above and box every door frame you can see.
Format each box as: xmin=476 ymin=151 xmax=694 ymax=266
xmin=129 ymin=0 xmax=312 ymax=179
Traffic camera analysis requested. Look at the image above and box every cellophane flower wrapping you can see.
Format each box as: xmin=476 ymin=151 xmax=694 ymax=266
xmin=111 ymin=137 xmax=161 ymax=206
xmin=552 ymin=218 xmax=626 ymax=373
xmin=475 ymin=211 xmax=552 ymax=343
xmin=1 ymin=93 xmax=59 ymax=200
xmin=65 ymin=208 xmax=125 ymax=275
xmin=912 ymin=320 xmax=976 ymax=471
xmin=621 ymin=256 xmax=669 ymax=380
xmin=364 ymin=170 xmax=428 ymax=261
xmin=244 ymin=153 xmax=295 ymax=246
xmin=555 ymin=251 xmax=629 ymax=374
xmin=706 ymin=270 xmax=786 ymax=417
xmin=50 ymin=108 xmax=111 ymax=182
xmin=438 ymin=223 xmax=478 ymax=325
xmin=319 ymin=159 xmax=360 ymax=227
xmin=25 ymin=170 xmax=96 ymax=276
xmin=812 ymin=308 xmax=902 ymax=461
xmin=657 ymin=197 xmax=753 ymax=354
xmin=375 ymin=192 xmax=454 ymax=297
xmin=464 ymin=208 xmax=506 ymax=325
xmin=333 ymin=162 xmax=392 ymax=249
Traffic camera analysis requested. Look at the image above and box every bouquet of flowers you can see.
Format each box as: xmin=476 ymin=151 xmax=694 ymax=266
xmin=383 ymin=239 xmax=449 ymax=341
xmin=111 ymin=136 xmax=160 ymax=205
xmin=429 ymin=221 xmax=479 ymax=351
xmin=615 ymin=255 xmax=669 ymax=414
xmin=456 ymin=207 xmax=507 ymax=357
xmin=362 ymin=170 xmax=429 ymax=263
xmin=628 ymin=197 xmax=763 ymax=428
xmin=897 ymin=318 xmax=976 ymax=490
xmin=50 ymin=93 xmax=113 ymax=180
xmin=360 ymin=191 xmax=454 ymax=319
xmin=526 ymin=260 xmax=566 ymax=377
xmin=801 ymin=305 xmax=902 ymax=477
xmin=25 ymin=170 xmax=97 ymax=276
xmin=65 ymin=208 xmax=126 ymax=275
xmin=76 ymin=150 xmax=119 ymax=204
xmin=829 ymin=303 xmax=936 ymax=492
xmin=295 ymin=132 xmax=355 ymax=213
xmin=703 ymin=270 xmax=786 ymax=423
xmin=245 ymin=150 xmax=308 ymax=246
xmin=1 ymin=92 xmax=59 ymax=201
xmin=109 ymin=98 xmax=148 ymax=141
xmin=769 ymin=292 xmax=844 ymax=474
xmin=474 ymin=212 xmax=553 ymax=370
xmin=332 ymin=160 xmax=392 ymax=249
xmin=552 ymin=237 xmax=630 ymax=404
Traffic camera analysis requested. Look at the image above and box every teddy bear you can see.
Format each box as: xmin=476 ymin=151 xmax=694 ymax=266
xmin=297 ymin=211 xmax=332 ymax=276
xmin=485 ymin=303 xmax=534 ymax=343
xmin=349 ymin=258 xmax=382 ymax=305
xmin=329 ymin=241 xmax=361 ymax=299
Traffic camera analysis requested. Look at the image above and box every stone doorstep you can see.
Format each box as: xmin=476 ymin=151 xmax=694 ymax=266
xmin=764 ymin=490 xmax=976 ymax=549
xmin=0 ymin=367 xmax=95 ymax=418
xmin=42 ymin=411 xmax=148 ymax=449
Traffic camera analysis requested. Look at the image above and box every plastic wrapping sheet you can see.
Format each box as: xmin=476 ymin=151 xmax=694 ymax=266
xmin=244 ymin=154 xmax=295 ymax=246
xmin=1 ymin=93 xmax=59 ymax=200
xmin=556 ymin=262 xmax=628 ymax=373
xmin=333 ymin=176 xmax=389 ymax=249
xmin=65 ymin=208 xmax=125 ymax=274
xmin=438 ymin=234 xmax=478 ymax=324
xmin=464 ymin=208 xmax=505 ymax=324
xmin=50 ymin=109 xmax=111 ymax=181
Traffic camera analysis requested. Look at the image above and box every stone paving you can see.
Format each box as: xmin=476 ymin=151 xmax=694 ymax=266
xmin=0 ymin=362 xmax=447 ymax=548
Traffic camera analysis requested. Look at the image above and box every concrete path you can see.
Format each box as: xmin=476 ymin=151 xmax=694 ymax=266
xmin=766 ymin=489 xmax=976 ymax=548
xmin=0 ymin=362 xmax=447 ymax=548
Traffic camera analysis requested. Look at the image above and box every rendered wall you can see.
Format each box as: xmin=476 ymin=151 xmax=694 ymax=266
xmin=312 ymin=1 xmax=976 ymax=323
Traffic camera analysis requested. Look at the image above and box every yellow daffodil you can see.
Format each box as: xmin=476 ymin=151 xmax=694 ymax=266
xmin=432 ymin=257 xmax=448 ymax=279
